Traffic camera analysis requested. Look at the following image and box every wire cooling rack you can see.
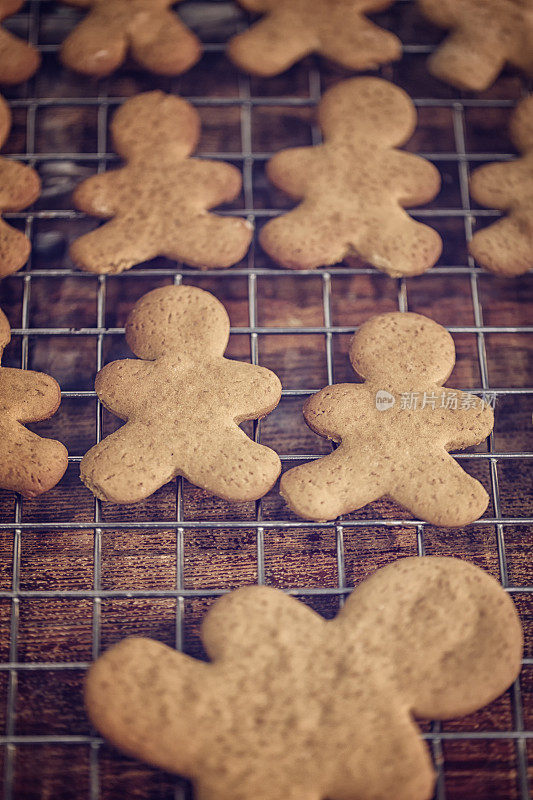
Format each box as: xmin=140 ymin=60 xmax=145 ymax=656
xmin=0 ymin=1 xmax=531 ymax=798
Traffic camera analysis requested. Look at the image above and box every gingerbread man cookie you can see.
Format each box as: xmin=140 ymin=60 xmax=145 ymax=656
xmin=60 ymin=0 xmax=201 ymax=78
xmin=260 ymin=78 xmax=442 ymax=276
xmin=70 ymin=91 xmax=252 ymax=274
xmin=0 ymin=94 xmax=40 ymax=278
xmin=80 ymin=285 xmax=282 ymax=504
xmin=419 ymin=0 xmax=533 ymax=91
xmin=0 ymin=0 xmax=40 ymax=84
xmin=228 ymin=0 xmax=401 ymax=77
xmin=86 ymin=557 xmax=522 ymax=800
xmin=281 ymin=312 xmax=494 ymax=526
xmin=469 ymin=94 xmax=533 ymax=277
xmin=0 ymin=308 xmax=68 ymax=498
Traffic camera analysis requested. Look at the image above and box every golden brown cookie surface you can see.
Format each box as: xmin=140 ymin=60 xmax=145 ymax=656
xmin=469 ymin=94 xmax=533 ymax=277
xmin=0 ymin=94 xmax=41 ymax=278
xmin=228 ymin=0 xmax=401 ymax=76
xmin=260 ymin=78 xmax=442 ymax=276
xmin=0 ymin=308 xmax=68 ymax=498
xmin=70 ymin=91 xmax=253 ymax=274
xmin=80 ymin=285 xmax=282 ymax=504
xmin=419 ymin=0 xmax=533 ymax=91
xmin=60 ymin=0 xmax=201 ymax=77
xmin=0 ymin=0 xmax=40 ymax=84
xmin=85 ymin=557 xmax=522 ymax=800
xmin=280 ymin=312 xmax=494 ymax=525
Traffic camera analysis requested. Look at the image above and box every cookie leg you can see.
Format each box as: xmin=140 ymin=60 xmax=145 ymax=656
xmin=130 ymin=12 xmax=201 ymax=75
xmin=70 ymin=218 xmax=160 ymax=274
xmin=260 ymin=209 xmax=346 ymax=270
xmin=469 ymin=217 xmax=533 ymax=277
xmin=352 ymin=213 xmax=442 ymax=277
xmin=428 ymin=33 xmax=505 ymax=91
xmin=60 ymin=17 xmax=127 ymax=77
xmin=391 ymin=452 xmax=489 ymax=527
xmin=164 ymin=215 xmax=252 ymax=269
xmin=80 ymin=424 xmax=179 ymax=504
xmin=228 ymin=16 xmax=316 ymax=77
xmin=280 ymin=449 xmax=384 ymax=521
xmin=180 ymin=428 xmax=281 ymax=502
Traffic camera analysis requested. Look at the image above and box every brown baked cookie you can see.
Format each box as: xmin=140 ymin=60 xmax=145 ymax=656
xmin=419 ymin=0 xmax=533 ymax=91
xmin=86 ymin=557 xmax=522 ymax=800
xmin=260 ymin=78 xmax=442 ymax=276
xmin=280 ymin=312 xmax=494 ymax=526
xmin=0 ymin=94 xmax=41 ymax=278
xmin=80 ymin=285 xmax=282 ymax=504
xmin=60 ymin=0 xmax=201 ymax=78
xmin=469 ymin=94 xmax=533 ymax=277
xmin=70 ymin=91 xmax=252 ymax=274
xmin=0 ymin=308 xmax=68 ymax=497
xmin=0 ymin=0 xmax=40 ymax=84
xmin=228 ymin=0 xmax=401 ymax=77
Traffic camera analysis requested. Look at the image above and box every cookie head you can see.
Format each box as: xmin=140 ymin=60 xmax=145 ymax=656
xmin=318 ymin=78 xmax=417 ymax=147
xmin=112 ymin=91 xmax=200 ymax=160
xmin=340 ymin=557 xmax=523 ymax=720
xmin=510 ymin=94 xmax=533 ymax=153
xmin=125 ymin=285 xmax=230 ymax=360
xmin=349 ymin=312 xmax=456 ymax=385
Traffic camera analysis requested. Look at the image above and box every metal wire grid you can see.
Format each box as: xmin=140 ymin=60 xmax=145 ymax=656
xmin=0 ymin=0 xmax=531 ymax=798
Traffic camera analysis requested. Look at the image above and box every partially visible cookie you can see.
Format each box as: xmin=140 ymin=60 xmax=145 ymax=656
xmin=70 ymin=91 xmax=252 ymax=274
xmin=280 ymin=312 xmax=494 ymax=525
xmin=0 ymin=94 xmax=41 ymax=278
xmin=228 ymin=0 xmax=401 ymax=76
xmin=0 ymin=307 xmax=68 ymax=497
xmin=469 ymin=94 xmax=533 ymax=277
xmin=60 ymin=0 xmax=201 ymax=78
xmin=80 ymin=285 xmax=281 ymax=504
xmin=0 ymin=0 xmax=40 ymax=84
xmin=85 ymin=557 xmax=522 ymax=800
xmin=260 ymin=78 xmax=442 ymax=276
xmin=419 ymin=0 xmax=533 ymax=91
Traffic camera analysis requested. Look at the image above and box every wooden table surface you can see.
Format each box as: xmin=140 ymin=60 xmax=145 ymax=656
xmin=0 ymin=1 xmax=531 ymax=799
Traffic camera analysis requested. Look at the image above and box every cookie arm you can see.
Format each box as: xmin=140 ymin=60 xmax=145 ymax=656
xmin=191 ymin=160 xmax=245 ymax=207
xmin=85 ymin=637 xmax=214 ymax=778
xmin=440 ymin=390 xmax=494 ymax=450
xmin=265 ymin=147 xmax=318 ymax=199
xmin=0 ymin=158 xmax=40 ymax=211
xmin=94 ymin=360 xmax=151 ymax=420
xmin=427 ymin=26 xmax=507 ymax=91
xmin=385 ymin=151 xmax=442 ymax=206
xmin=319 ymin=9 xmax=401 ymax=70
xmin=219 ymin=360 xmax=281 ymax=422
xmin=469 ymin=160 xmax=526 ymax=210
xmin=0 ymin=424 xmax=67 ymax=497
xmin=0 ymin=368 xmax=62 ymax=423
xmin=72 ymin=170 xmax=127 ymax=218
xmin=0 ymin=27 xmax=40 ymax=84
xmin=228 ymin=11 xmax=318 ymax=77
xmin=0 ymin=218 xmax=31 ymax=278
xmin=303 ymin=384 xmax=366 ymax=442
xmin=469 ymin=215 xmax=533 ymax=277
